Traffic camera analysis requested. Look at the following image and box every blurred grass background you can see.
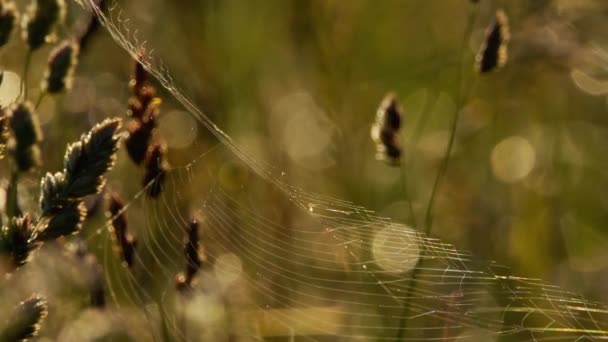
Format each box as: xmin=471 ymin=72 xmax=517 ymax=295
xmin=110 ymin=0 xmax=608 ymax=299
xmin=2 ymin=0 xmax=608 ymax=340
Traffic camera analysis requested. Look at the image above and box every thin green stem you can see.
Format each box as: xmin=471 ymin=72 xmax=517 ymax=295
xmin=21 ymin=50 xmax=33 ymax=100
xmin=399 ymin=155 xmax=417 ymax=229
xmin=35 ymin=92 xmax=46 ymax=109
xmin=395 ymin=5 xmax=478 ymax=340
xmin=422 ymin=100 xmax=461 ymax=234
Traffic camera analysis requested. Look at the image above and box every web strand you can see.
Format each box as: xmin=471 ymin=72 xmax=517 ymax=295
xmin=66 ymin=0 xmax=608 ymax=340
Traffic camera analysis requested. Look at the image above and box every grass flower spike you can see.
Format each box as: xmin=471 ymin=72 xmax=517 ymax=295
xmin=125 ymin=55 xmax=161 ymax=165
xmin=0 ymin=294 xmax=48 ymax=341
xmin=35 ymin=201 xmax=86 ymax=241
xmin=61 ymin=117 xmax=121 ymax=198
xmin=41 ymin=39 xmax=79 ymax=93
xmin=0 ymin=1 xmax=17 ymax=48
xmin=8 ymin=102 xmax=42 ymax=172
xmin=105 ymin=191 xmax=137 ymax=267
xmin=476 ymin=9 xmax=510 ymax=73
xmin=37 ymin=118 xmax=121 ymax=241
xmin=371 ymin=93 xmax=403 ymax=165
xmin=21 ymin=0 xmax=65 ymax=50
xmin=0 ymin=215 xmax=35 ymax=271
xmin=176 ymin=217 xmax=202 ymax=294
xmin=143 ymin=142 xmax=168 ymax=198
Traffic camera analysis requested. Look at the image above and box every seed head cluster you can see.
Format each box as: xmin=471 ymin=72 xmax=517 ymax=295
xmin=105 ymin=192 xmax=137 ymax=267
xmin=0 ymin=294 xmax=48 ymax=341
xmin=36 ymin=118 xmax=121 ymax=241
xmin=41 ymin=39 xmax=80 ymax=93
xmin=0 ymin=215 xmax=36 ymax=271
xmin=175 ymin=217 xmax=204 ymax=294
xmin=124 ymin=53 xmax=169 ymax=198
xmin=0 ymin=1 xmax=17 ymax=48
xmin=371 ymin=93 xmax=403 ymax=165
xmin=476 ymin=9 xmax=510 ymax=73
xmin=143 ymin=142 xmax=168 ymax=198
xmin=7 ymin=102 xmax=42 ymax=172
xmin=22 ymin=0 xmax=65 ymax=50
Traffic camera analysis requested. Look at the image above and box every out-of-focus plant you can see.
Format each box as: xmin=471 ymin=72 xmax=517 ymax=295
xmin=0 ymin=0 xmax=120 ymax=338
xmin=382 ymin=5 xmax=512 ymax=339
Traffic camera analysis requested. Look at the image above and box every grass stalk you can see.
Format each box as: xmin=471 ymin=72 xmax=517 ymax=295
xmin=395 ymin=5 xmax=478 ymax=340
xmin=35 ymin=92 xmax=46 ymax=109
xmin=399 ymin=156 xmax=417 ymax=228
xmin=21 ymin=50 xmax=32 ymax=100
xmin=6 ymin=168 xmax=19 ymax=218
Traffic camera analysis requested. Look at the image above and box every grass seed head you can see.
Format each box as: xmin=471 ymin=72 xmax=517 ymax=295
xmin=22 ymin=0 xmax=65 ymax=50
xmin=371 ymin=93 xmax=403 ymax=165
xmin=0 ymin=294 xmax=48 ymax=341
xmin=35 ymin=201 xmax=86 ymax=241
xmin=125 ymin=116 xmax=156 ymax=165
xmin=129 ymin=49 xmax=148 ymax=97
xmin=62 ymin=118 xmax=121 ymax=199
xmin=39 ymin=171 xmax=66 ymax=214
xmin=476 ymin=9 xmax=510 ymax=73
xmin=41 ymin=39 xmax=80 ymax=93
xmin=0 ymin=214 xmax=35 ymax=271
xmin=105 ymin=191 xmax=137 ymax=267
xmin=184 ymin=218 xmax=201 ymax=280
xmin=8 ymin=102 xmax=42 ymax=172
xmin=143 ymin=142 xmax=168 ymax=198
xmin=0 ymin=1 xmax=18 ymax=48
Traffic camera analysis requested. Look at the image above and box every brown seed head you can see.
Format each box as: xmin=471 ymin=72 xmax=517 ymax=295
xmin=125 ymin=111 xmax=157 ymax=165
xmin=35 ymin=201 xmax=86 ymax=242
xmin=42 ymin=39 xmax=80 ymax=93
xmin=0 ymin=294 xmax=48 ymax=341
xmin=0 ymin=215 xmax=36 ymax=272
xmin=0 ymin=1 xmax=18 ymax=48
xmin=62 ymin=118 xmax=121 ymax=198
xmin=105 ymin=191 xmax=137 ymax=267
xmin=22 ymin=0 xmax=66 ymax=50
xmin=476 ymin=9 xmax=510 ymax=73
xmin=371 ymin=93 xmax=402 ymax=165
xmin=143 ymin=143 xmax=168 ymax=198
xmin=8 ymin=102 xmax=42 ymax=172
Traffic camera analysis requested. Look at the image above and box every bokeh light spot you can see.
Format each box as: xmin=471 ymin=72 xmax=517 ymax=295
xmin=215 ymin=253 xmax=243 ymax=288
xmin=159 ymin=109 xmax=198 ymax=149
xmin=372 ymin=224 xmax=420 ymax=273
xmin=491 ymin=136 xmax=536 ymax=183
xmin=0 ymin=71 xmax=22 ymax=106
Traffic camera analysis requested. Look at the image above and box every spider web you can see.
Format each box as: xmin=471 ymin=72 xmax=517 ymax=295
xmin=61 ymin=0 xmax=608 ymax=340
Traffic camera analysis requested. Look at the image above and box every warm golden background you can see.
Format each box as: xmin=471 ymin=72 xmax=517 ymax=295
xmin=2 ymin=0 xmax=608 ymax=341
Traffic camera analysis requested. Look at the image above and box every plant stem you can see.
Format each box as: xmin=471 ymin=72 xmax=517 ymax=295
xmin=395 ymin=5 xmax=478 ymax=340
xmin=21 ymin=50 xmax=33 ymax=100
xmin=400 ymin=158 xmax=417 ymax=229
xmin=6 ymin=168 xmax=19 ymax=218
xmin=180 ymin=296 xmax=188 ymax=342
xmin=35 ymin=92 xmax=46 ymax=109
